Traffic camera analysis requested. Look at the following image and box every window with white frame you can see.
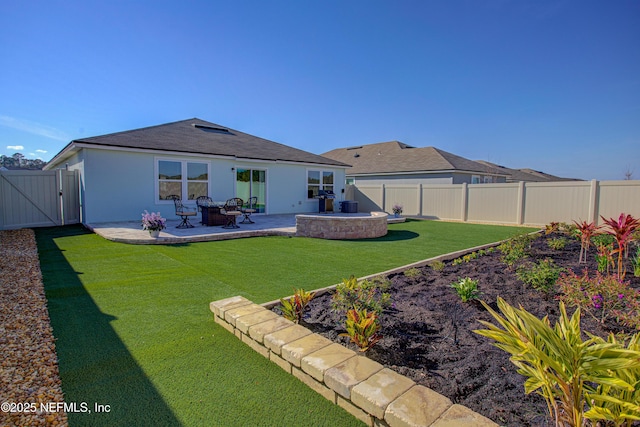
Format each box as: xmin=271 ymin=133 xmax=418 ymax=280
xmin=307 ymin=170 xmax=334 ymax=199
xmin=471 ymin=175 xmax=481 ymax=184
xmin=158 ymin=159 xmax=209 ymax=201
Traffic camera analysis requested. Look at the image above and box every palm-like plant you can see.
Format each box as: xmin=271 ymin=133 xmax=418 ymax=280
xmin=573 ymin=220 xmax=600 ymax=264
xmin=601 ymin=213 xmax=640 ymax=279
xmin=584 ymin=334 xmax=640 ymax=427
xmin=474 ymin=298 xmax=639 ymax=427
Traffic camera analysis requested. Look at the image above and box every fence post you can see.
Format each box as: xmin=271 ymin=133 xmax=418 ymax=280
xmin=381 ymin=184 xmax=386 ymax=212
xmin=417 ymin=183 xmax=422 ymax=216
xmin=516 ymin=181 xmax=525 ymax=225
xmin=461 ymin=182 xmax=468 ymax=222
xmin=589 ymin=179 xmax=598 ymax=224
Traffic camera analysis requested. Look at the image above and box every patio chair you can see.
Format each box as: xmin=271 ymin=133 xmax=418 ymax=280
xmin=241 ymin=197 xmax=258 ymax=224
xmin=221 ymin=198 xmax=243 ymax=229
xmin=170 ymin=196 xmax=197 ymax=229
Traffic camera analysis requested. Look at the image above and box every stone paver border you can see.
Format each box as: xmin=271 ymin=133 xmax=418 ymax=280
xmin=210 ymin=296 xmax=498 ymax=427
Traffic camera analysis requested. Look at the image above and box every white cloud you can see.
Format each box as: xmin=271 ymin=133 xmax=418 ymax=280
xmin=7 ymin=145 xmax=24 ymax=150
xmin=0 ymin=115 xmax=69 ymax=142
xmin=36 ymin=149 xmax=47 ymax=153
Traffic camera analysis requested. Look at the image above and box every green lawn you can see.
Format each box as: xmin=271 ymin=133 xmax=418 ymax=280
xmin=36 ymin=220 xmax=535 ymax=427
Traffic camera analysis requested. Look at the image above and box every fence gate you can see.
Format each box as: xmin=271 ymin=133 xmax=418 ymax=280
xmin=0 ymin=169 xmax=80 ymax=230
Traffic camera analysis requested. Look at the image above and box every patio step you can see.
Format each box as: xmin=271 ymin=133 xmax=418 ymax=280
xmin=210 ymin=296 xmax=498 ymax=427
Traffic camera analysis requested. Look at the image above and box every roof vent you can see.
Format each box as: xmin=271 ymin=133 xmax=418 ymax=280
xmin=354 ymin=153 xmax=360 ymax=158
xmin=192 ymin=123 xmax=230 ymax=133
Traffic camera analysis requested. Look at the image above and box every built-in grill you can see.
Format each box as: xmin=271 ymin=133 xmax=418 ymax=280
xmin=317 ymin=190 xmax=335 ymax=213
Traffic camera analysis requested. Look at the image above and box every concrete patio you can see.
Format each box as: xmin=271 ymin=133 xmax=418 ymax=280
xmin=87 ymin=214 xmax=298 ymax=244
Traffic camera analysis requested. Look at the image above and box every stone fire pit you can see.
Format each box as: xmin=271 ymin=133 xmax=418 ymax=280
xmin=295 ymin=212 xmax=388 ymax=239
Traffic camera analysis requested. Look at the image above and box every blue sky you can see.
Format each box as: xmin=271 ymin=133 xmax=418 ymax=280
xmin=1 ymin=0 xmax=638 ymax=180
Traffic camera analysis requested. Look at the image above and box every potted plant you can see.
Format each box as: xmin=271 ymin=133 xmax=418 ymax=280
xmin=392 ymin=204 xmax=403 ymax=218
xmin=141 ymin=210 xmax=166 ymax=237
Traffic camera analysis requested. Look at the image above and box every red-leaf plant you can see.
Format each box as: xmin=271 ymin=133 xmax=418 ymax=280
xmin=573 ymin=220 xmax=600 ymax=264
xmin=600 ymin=213 xmax=640 ymax=280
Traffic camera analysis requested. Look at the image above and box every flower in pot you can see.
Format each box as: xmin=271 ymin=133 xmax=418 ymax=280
xmin=392 ymin=204 xmax=403 ymax=217
xmin=141 ymin=211 xmax=166 ymax=237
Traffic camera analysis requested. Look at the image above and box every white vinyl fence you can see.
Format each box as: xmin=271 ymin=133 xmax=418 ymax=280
xmin=347 ymin=180 xmax=640 ymax=226
xmin=0 ymin=170 xmax=80 ymax=230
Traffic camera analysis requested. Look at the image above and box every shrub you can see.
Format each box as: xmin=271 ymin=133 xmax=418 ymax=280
xmin=340 ymin=308 xmax=381 ymax=352
xmin=280 ymin=288 xmax=315 ymax=323
xmin=474 ymin=298 xmax=640 ymax=427
xmin=450 ymin=277 xmax=480 ymax=303
xmin=557 ymin=270 xmax=640 ymax=330
xmin=558 ymin=222 xmax=577 ymax=236
xmin=429 ymin=260 xmax=445 ymax=272
xmin=403 ymin=267 xmax=422 ymax=279
xmin=544 ymin=221 xmax=559 ymax=234
xmin=633 ymin=246 xmax=640 ymax=278
xmin=332 ymin=275 xmax=391 ymax=317
xmin=498 ymin=234 xmax=535 ymax=268
xmin=516 ymin=258 xmax=563 ymax=293
xmin=547 ymin=236 xmax=568 ymax=251
xmin=451 ymin=258 xmax=463 ymax=266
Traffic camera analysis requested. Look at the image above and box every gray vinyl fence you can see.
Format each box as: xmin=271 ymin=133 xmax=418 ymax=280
xmin=346 ymin=180 xmax=640 ymax=226
xmin=0 ymin=169 xmax=80 ymax=230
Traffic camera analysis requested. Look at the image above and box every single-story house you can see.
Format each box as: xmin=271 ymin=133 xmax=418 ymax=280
xmin=44 ymin=118 xmax=349 ymax=224
xmin=475 ymin=160 xmax=579 ymax=183
xmin=322 ymin=141 xmax=508 ymax=185
xmin=322 ymin=141 xmax=575 ymax=185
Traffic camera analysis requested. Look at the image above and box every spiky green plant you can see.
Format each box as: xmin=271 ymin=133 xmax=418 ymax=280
xmin=584 ymin=334 xmax=640 ymax=427
xmin=474 ymin=298 xmax=640 ymax=427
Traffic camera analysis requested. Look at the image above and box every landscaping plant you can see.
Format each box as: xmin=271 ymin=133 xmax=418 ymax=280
xmin=340 ymin=308 xmax=382 ymax=352
xmin=280 ymin=288 xmax=315 ymax=323
xmin=498 ymin=233 xmax=535 ymax=268
xmin=596 ymin=241 xmax=616 ymax=275
xmin=403 ymin=267 xmax=422 ymax=280
xmin=515 ymin=258 xmax=563 ymax=293
xmin=450 ymin=277 xmax=480 ymax=303
xmin=584 ymin=333 xmax=640 ymax=427
xmin=474 ymin=298 xmax=640 ymax=427
xmin=331 ymin=275 xmax=391 ymax=316
xmin=429 ymin=260 xmax=445 ymax=272
xmin=547 ymin=236 xmax=568 ymax=251
xmin=633 ymin=246 xmax=640 ymax=278
xmin=556 ymin=270 xmax=640 ymax=329
xmin=545 ymin=221 xmax=560 ymax=234
xmin=573 ymin=220 xmax=600 ymax=264
xmin=601 ymin=213 xmax=640 ymax=280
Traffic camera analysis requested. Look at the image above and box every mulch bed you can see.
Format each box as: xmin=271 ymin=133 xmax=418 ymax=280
xmin=296 ymin=232 xmax=640 ymax=427
xmin=0 ymin=229 xmax=67 ymax=426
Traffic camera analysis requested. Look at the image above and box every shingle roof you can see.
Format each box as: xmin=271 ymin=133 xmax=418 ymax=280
xmin=49 ymin=118 xmax=348 ymax=167
xmin=476 ymin=160 xmax=578 ymax=182
xmin=321 ymin=141 xmax=495 ymax=175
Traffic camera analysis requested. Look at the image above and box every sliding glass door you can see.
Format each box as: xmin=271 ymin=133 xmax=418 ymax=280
xmin=236 ymin=168 xmax=266 ymax=213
